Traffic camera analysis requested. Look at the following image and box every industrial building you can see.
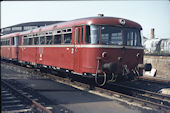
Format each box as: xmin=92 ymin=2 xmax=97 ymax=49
xmin=143 ymin=28 xmax=170 ymax=55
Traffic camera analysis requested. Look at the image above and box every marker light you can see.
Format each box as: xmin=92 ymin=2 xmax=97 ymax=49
xmin=119 ymin=19 xmax=126 ymax=25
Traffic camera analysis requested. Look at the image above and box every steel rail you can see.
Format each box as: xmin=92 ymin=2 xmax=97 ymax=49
xmin=111 ymin=82 xmax=170 ymax=99
xmin=138 ymin=76 xmax=170 ymax=85
xmin=1 ymin=79 xmax=52 ymax=113
xmin=110 ymin=83 xmax=170 ymax=105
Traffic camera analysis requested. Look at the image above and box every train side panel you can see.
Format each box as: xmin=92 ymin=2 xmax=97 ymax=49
xmin=20 ymin=47 xmax=37 ymax=64
xmin=1 ymin=46 xmax=11 ymax=59
xmin=36 ymin=46 xmax=74 ymax=70
xmin=11 ymin=46 xmax=18 ymax=60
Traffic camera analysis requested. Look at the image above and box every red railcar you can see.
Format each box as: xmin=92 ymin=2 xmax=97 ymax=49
xmin=1 ymin=32 xmax=20 ymax=61
xmin=1 ymin=16 xmax=151 ymax=85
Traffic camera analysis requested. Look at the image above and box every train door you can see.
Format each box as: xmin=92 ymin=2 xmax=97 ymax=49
xmin=14 ymin=37 xmax=19 ymax=60
xmin=9 ymin=38 xmax=12 ymax=59
xmin=74 ymin=26 xmax=83 ymax=73
xmin=19 ymin=36 xmax=24 ymax=61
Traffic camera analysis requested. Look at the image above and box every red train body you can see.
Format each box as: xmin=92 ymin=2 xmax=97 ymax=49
xmin=1 ymin=16 xmax=151 ymax=85
xmin=1 ymin=32 xmax=19 ymax=61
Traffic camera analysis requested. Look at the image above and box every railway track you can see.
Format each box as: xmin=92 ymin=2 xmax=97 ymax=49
xmin=138 ymin=76 xmax=170 ymax=85
xmin=1 ymin=81 xmax=31 ymax=112
xmin=108 ymin=83 xmax=170 ymax=107
xmin=1 ymin=79 xmax=52 ymax=113
xmin=1 ymin=61 xmax=170 ymax=112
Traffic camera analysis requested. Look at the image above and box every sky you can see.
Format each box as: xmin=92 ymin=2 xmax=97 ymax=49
xmin=1 ymin=1 xmax=170 ymax=38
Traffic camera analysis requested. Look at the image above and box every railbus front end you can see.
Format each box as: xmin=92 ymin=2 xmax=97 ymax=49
xmin=79 ymin=24 xmax=151 ymax=86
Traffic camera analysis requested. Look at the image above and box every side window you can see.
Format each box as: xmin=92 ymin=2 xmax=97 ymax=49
xmin=54 ymin=35 xmax=61 ymax=44
xmin=24 ymin=38 xmax=27 ymax=45
xmin=7 ymin=39 xmax=10 ymax=45
xmin=77 ymin=29 xmax=80 ymax=43
xmin=28 ymin=38 xmax=33 ymax=45
xmin=11 ymin=37 xmax=14 ymax=45
xmin=85 ymin=26 xmax=91 ymax=44
xmin=40 ymin=36 xmax=45 ymax=45
xmin=46 ymin=36 xmax=52 ymax=45
xmin=23 ymin=36 xmax=27 ymax=45
xmin=14 ymin=37 xmax=19 ymax=46
xmin=34 ymin=37 xmax=39 ymax=45
xmin=63 ymin=33 xmax=72 ymax=44
xmin=75 ymin=27 xmax=83 ymax=44
xmin=6 ymin=39 xmax=8 ymax=45
xmin=87 ymin=25 xmax=99 ymax=44
xmin=81 ymin=27 xmax=84 ymax=43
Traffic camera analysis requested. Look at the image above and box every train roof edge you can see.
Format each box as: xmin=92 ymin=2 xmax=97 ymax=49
xmin=1 ymin=16 xmax=142 ymax=37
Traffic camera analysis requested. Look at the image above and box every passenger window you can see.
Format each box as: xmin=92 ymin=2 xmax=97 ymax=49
xmin=67 ymin=29 xmax=72 ymax=32
xmin=63 ymin=33 xmax=72 ymax=44
xmin=75 ymin=28 xmax=83 ymax=44
xmin=46 ymin=36 xmax=52 ymax=45
xmin=34 ymin=37 xmax=39 ymax=45
xmin=11 ymin=37 xmax=14 ymax=45
xmin=85 ymin=25 xmax=99 ymax=44
xmin=81 ymin=28 xmax=84 ymax=43
xmin=54 ymin=35 xmax=61 ymax=44
xmin=77 ymin=29 xmax=80 ymax=43
xmin=40 ymin=36 xmax=45 ymax=45
xmin=24 ymin=39 xmax=27 ymax=45
xmin=85 ymin=26 xmax=91 ymax=44
xmin=14 ymin=37 xmax=19 ymax=46
xmin=28 ymin=38 xmax=33 ymax=45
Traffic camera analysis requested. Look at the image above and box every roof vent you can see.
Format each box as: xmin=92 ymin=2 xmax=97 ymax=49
xmin=98 ymin=14 xmax=104 ymax=17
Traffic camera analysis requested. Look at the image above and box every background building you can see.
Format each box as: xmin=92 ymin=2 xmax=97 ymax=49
xmin=143 ymin=28 xmax=170 ymax=55
xmin=1 ymin=21 xmax=65 ymax=35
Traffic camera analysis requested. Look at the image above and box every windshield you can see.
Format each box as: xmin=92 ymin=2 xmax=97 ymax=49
xmin=101 ymin=26 xmax=122 ymax=45
xmin=124 ymin=28 xmax=142 ymax=46
xmin=85 ymin=25 xmax=142 ymax=47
